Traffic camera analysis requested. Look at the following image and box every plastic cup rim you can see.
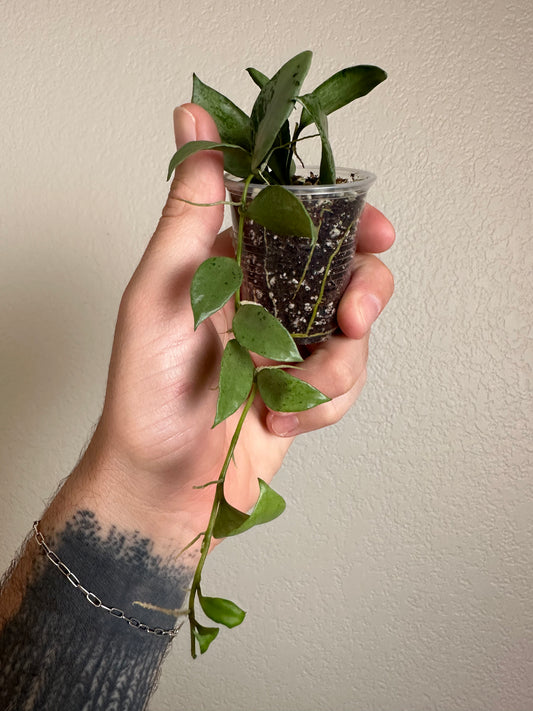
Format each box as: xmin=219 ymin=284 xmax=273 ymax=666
xmin=224 ymin=166 xmax=376 ymax=196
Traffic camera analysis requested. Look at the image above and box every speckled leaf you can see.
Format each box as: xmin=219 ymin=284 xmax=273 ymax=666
xmin=298 ymin=94 xmax=335 ymax=184
xmin=191 ymin=257 xmax=242 ymax=329
xmin=257 ymin=367 xmax=330 ymax=412
xmin=232 ymin=303 xmax=303 ymax=362
xmin=192 ymin=74 xmax=251 ymax=150
xmin=246 ymin=66 xmax=269 ymax=89
xmin=246 ymin=69 xmax=295 ymax=181
xmin=250 ymin=50 xmax=312 ymax=171
xmin=214 ymin=340 xmax=254 ymax=427
xmin=193 ymin=622 xmax=219 ymax=655
xmin=199 ymin=593 xmax=246 ymax=628
xmin=244 ymin=186 xmax=318 ymax=241
xmin=167 ymin=140 xmax=251 ymax=181
xmin=213 ymin=479 xmax=286 ymax=539
xmin=299 ymin=65 xmax=388 ymax=129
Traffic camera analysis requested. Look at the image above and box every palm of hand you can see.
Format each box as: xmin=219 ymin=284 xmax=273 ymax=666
xmin=99 ymin=270 xmax=291 ymax=524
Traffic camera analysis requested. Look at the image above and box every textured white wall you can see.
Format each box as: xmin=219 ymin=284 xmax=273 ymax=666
xmin=1 ymin=1 xmax=532 ymax=710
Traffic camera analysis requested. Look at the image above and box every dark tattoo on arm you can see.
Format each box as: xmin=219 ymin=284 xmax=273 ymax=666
xmin=0 ymin=511 xmax=193 ymax=711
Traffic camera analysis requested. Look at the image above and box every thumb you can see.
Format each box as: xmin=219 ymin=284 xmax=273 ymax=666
xmin=138 ymin=103 xmax=225 ymax=286
xmin=166 ymin=103 xmax=225 ymax=234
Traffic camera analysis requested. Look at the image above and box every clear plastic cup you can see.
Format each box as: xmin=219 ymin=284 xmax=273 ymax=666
xmin=225 ymin=168 xmax=376 ymax=344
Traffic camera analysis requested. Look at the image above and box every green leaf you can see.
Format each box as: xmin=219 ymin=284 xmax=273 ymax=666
xmin=192 ymin=74 xmax=252 ymax=150
xmin=191 ymin=257 xmax=242 ymax=329
xmin=266 ymin=117 xmax=294 ymax=184
xmin=213 ymin=496 xmax=248 ymax=538
xmin=214 ymin=340 xmax=254 ymax=426
xmin=232 ymin=303 xmax=303 ymax=362
xmin=246 ymin=67 xmax=293 ymax=182
xmin=250 ymin=50 xmax=313 ymax=171
xmin=213 ymin=479 xmax=286 ymax=539
xmin=244 ymin=185 xmax=318 ymax=241
xmin=300 ymin=65 xmax=387 ymax=129
xmin=193 ymin=622 xmax=219 ymax=655
xmin=199 ymin=593 xmax=246 ymax=628
xmin=297 ymin=94 xmax=335 ymax=184
xmin=257 ymin=367 xmax=330 ymax=412
xmin=246 ymin=66 xmax=269 ymax=89
xmin=167 ymin=140 xmax=251 ymax=181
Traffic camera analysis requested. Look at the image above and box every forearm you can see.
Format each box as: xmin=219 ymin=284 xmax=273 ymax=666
xmin=0 ymin=445 xmax=199 ymax=711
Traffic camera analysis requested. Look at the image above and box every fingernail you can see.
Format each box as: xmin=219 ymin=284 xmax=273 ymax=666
xmin=173 ymin=105 xmax=197 ymax=148
xmin=360 ymin=294 xmax=381 ymax=329
xmin=270 ymin=414 xmax=300 ymax=437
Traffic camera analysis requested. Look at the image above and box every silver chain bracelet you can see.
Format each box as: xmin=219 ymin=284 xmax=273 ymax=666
xmin=33 ymin=520 xmax=184 ymax=638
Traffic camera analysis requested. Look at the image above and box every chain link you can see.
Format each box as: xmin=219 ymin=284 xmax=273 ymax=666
xmin=33 ymin=521 xmax=184 ymax=638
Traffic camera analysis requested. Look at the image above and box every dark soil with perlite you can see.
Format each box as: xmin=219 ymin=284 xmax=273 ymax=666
xmin=229 ymin=190 xmax=366 ymax=345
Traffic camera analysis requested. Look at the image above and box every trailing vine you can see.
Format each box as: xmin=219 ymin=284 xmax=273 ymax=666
xmin=167 ymin=50 xmax=386 ymax=656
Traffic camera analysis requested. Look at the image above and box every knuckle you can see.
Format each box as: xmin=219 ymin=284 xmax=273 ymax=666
xmin=326 ymin=399 xmax=345 ymax=427
xmin=118 ymin=280 xmax=138 ymax=316
xmin=330 ymin=357 xmax=357 ymax=397
xmin=384 ymin=265 xmax=395 ymax=296
xmin=299 ymin=365 xmax=368 ymax=434
xmin=301 ymin=400 xmax=342 ymax=431
xmin=118 ymin=278 xmax=149 ymax=326
xmin=161 ymin=192 xmax=188 ymax=220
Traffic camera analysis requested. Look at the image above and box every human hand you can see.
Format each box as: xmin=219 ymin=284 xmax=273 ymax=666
xmin=79 ymin=103 xmax=394 ymax=550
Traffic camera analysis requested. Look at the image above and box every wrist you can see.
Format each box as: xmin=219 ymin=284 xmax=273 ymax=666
xmin=1 ymin=510 xmax=192 ymax=709
xmin=42 ymin=427 xmax=214 ymax=561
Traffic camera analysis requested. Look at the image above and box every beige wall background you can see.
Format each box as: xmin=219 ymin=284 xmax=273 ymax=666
xmin=1 ymin=1 xmax=531 ymax=709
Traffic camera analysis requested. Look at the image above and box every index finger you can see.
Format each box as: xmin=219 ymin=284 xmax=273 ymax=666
xmin=356 ymin=204 xmax=396 ymax=254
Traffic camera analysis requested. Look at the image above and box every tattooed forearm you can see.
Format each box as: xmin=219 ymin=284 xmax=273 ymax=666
xmin=0 ymin=511 xmax=194 ymax=711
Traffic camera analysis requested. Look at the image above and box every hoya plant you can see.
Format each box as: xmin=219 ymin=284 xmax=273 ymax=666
xmin=168 ymin=50 xmax=386 ymax=657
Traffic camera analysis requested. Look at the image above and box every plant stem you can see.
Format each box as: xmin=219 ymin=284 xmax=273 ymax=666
xmin=176 ymin=197 xmax=240 ymax=207
xmin=235 ymin=173 xmax=254 ymax=310
xmin=188 ymin=381 xmax=258 ymax=657
xmin=303 ymin=218 xmax=356 ymax=336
